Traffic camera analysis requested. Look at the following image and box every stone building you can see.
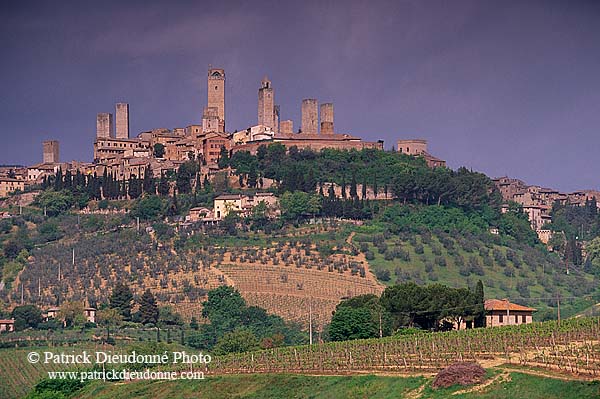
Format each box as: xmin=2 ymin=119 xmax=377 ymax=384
xmin=258 ymin=76 xmax=275 ymax=130
xmin=96 ymin=113 xmax=113 ymax=138
xmin=115 ymin=103 xmax=130 ymax=139
xmin=43 ymin=140 xmax=59 ymax=164
xmin=214 ymin=192 xmax=278 ymax=220
xmin=484 ymin=299 xmax=535 ymax=327
xmin=301 ymin=99 xmax=318 ymax=135
xmin=0 ymin=178 xmax=25 ymax=197
xmin=396 ymin=139 xmax=446 ymax=168
xmin=207 ymin=68 xmax=225 ymax=132
xmin=280 ymin=120 xmax=293 ymax=134
xmin=320 ymin=103 xmax=334 ymax=134
xmin=0 ymin=319 xmax=15 ymax=332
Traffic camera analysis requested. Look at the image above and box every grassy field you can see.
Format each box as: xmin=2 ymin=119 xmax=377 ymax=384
xmin=70 ymin=372 xmax=600 ymax=399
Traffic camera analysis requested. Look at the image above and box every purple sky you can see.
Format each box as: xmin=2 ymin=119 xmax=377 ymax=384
xmin=1 ymin=0 xmax=599 ymax=192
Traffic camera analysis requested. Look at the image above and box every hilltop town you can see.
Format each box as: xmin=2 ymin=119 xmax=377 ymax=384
xmin=1 ymin=67 xmax=598 ymax=240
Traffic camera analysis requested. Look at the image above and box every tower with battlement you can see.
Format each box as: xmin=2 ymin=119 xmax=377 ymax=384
xmin=301 ymin=99 xmax=318 ymax=135
xmin=207 ymin=68 xmax=225 ymax=131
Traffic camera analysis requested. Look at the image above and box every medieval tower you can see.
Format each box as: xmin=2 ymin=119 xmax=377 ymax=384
xmin=258 ymin=76 xmax=274 ymax=130
xmin=43 ymin=140 xmax=59 ymax=164
xmin=301 ymin=99 xmax=318 ymax=135
xmin=96 ymin=113 xmax=113 ymax=138
xmin=207 ymin=67 xmax=225 ymax=131
xmin=115 ymin=103 xmax=130 ymax=139
xmin=320 ymin=103 xmax=334 ymax=134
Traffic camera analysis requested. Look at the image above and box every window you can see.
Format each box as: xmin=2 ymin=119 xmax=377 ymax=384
xmin=522 ymin=315 xmax=526 ymax=323
xmin=499 ymin=314 xmax=503 ymax=323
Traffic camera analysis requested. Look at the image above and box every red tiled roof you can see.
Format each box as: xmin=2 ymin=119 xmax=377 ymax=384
xmin=485 ymin=299 xmax=536 ymax=312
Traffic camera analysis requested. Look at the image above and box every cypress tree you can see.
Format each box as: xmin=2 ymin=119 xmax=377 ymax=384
xmin=139 ymin=289 xmax=159 ymax=325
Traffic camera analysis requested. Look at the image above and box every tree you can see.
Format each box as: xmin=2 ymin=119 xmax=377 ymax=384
xmin=279 ymin=191 xmax=322 ymax=222
xmin=130 ymin=195 xmax=165 ymax=220
xmin=33 ymin=190 xmax=75 ymax=216
xmin=158 ymin=173 xmax=170 ymax=196
xmin=474 ymin=280 xmax=485 ymax=328
xmin=153 ymin=143 xmax=165 ymax=158
xmin=142 ymin=166 xmax=155 ymax=194
xmin=58 ymin=302 xmax=86 ymax=328
xmin=109 ymin=282 xmax=133 ymax=321
xmin=218 ymin=145 xmax=230 ymax=169
xmin=12 ymin=305 xmax=42 ymax=331
xmin=329 ymin=306 xmax=377 ymax=341
xmin=213 ymin=328 xmax=259 ymax=355
xmin=139 ymin=289 xmax=159 ymax=325
xmin=329 ymin=294 xmax=392 ymax=341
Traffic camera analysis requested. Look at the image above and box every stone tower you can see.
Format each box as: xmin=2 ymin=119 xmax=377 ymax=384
xmin=280 ymin=120 xmax=293 ymax=134
xmin=301 ymin=99 xmax=318 ymax=135
xmin=115 ymin=103 xmax=130 ymax=139
xmin=202 ymin=107 xmax=220 ymax=133
xmin=320 ymin=103 xmax=334 ymax=134
xmin=207 ymin=67 xmax=225 ymax=131
xmin=43 ymin=140 xmax=59 ymax=164
xmin=258 ymin=76 xmax=275 ymax=130
xmin=96 ymin=113 xmax=113 ymax=138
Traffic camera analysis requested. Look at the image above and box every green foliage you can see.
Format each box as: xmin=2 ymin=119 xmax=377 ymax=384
xmin=138 ymin=289 xmax=159 ymax=325
xmin=380 ymin=205 xmax=489 ymax=234
xmin=27 ymin=378 xmax=87 ymax=399
xmin=189 ymin=286 xmax=305 ymax=350
xmin=329 ymin=294 xmax=392 ymax=341
xmin=33 ymin=190 xmax=75 ymax=216
xmin=279 ymin=191 xmax=321 ymax=221
xmin=130 ymin=196 xmax=165 ymax=220
xmin=213 ymin=327 xmax=260 ymax=355
xmin=109 ymin=282 xmax=133 ymax=321
xmin=176 ymin=161 xmax=199 ymax=194
xmin=153 ymin=143 xmax=165 ymax=158
xmin=37 ymin=220 xmax=63 ymax=242
xmin=380 ymin=282 xmax=482 ymax=331
xmin=11 ymin=304 xmax=43 ymax=331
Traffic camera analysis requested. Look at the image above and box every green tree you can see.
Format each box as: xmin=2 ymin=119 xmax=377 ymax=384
xmin=109 ymin=282 xmax=133 ymax=321
xmin=153 ymin=143 xmax=165 ymax=158
xmin=218 ymin=145 xmax=230 ymax=169
xmin=12 ymin=304 xmax=42 ymax=331
xmin=139 ymin=289 xmax=159 ymax=325
xmin=329 ymin=306 xmax=377 ymax=341
xmin=213 ymin=328 xmax=259 ymax=355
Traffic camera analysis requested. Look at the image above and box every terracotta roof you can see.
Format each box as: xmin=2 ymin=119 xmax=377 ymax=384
xmin=0 ymin=319 xmax=14 ymax=323
xmin=485 ymin=299 xmax=536 ymax=312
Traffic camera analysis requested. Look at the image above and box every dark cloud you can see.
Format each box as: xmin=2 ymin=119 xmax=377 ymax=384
xmin=1 ymin=0 xmax=599 ymax=191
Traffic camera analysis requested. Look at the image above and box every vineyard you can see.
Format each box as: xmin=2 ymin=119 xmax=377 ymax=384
xmin=195 ymin=318 xmax=600 ymax=377
xmin=0 ymin=344 xmax=107 ymax=399
xmin=6 ymin=223 xmax=381 ymax=325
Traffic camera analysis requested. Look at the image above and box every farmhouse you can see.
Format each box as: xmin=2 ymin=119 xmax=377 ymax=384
xmin=0 ymin=318 xmax=15 ymax=332
xmin=485 ymin=299 xmax=535 ymax=327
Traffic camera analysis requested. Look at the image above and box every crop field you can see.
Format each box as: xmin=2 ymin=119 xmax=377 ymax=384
xmin=197 ymin=318 xmax=600 ymax=377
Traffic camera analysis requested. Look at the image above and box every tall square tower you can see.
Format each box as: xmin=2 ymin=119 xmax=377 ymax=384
xmin=301 ymin=99 xmax=318 ymax=135
xmin=96 ymin=113 xmax=113 ymax=138
xmin=258 ymin=76 xmax=274 ymax=129
xmin=115 ymin=103 xmax=130 ymax=139
xmin=43 ymin=140 xmax=59 ymax=164
xmin=207 ymin=68 xmax=225 ymax=130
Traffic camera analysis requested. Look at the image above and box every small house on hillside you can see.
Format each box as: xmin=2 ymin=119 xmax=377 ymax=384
xmin=485 ymin=299 xmax=535 ymax=327
xmin=0 ymin=319 xmax=15 ymax=332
